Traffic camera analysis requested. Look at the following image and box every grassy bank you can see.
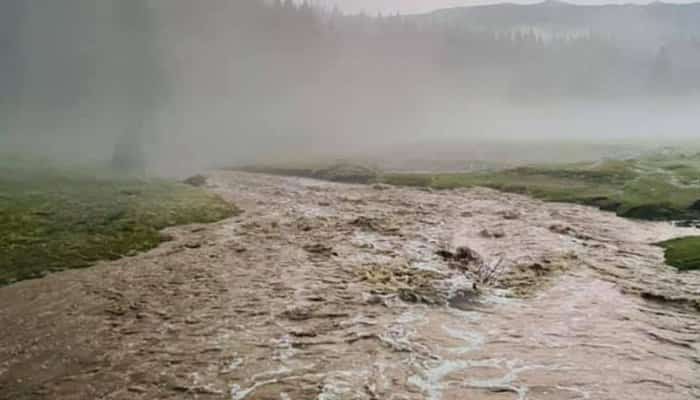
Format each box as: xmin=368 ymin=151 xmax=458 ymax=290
xmin=384 ymin=156 xmax=700 ymax=271
xmin=0 ymin=159 xmax=237 ymax=285
xmin=242 ymin=154 xmax=700 ymax=221
xmin=239 ymin=162 xmax=380 ymax=184
xmin=238 ymin=151 xmax=700 ymax=271
xmin=658 ymin=237 xmax=700 ymax=271
xmin=383 ymin=156 xmax=700 ymax=221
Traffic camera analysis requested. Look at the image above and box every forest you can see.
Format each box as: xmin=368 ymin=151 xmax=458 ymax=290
xmin=1 ymin=0 xmax=699 ymax=171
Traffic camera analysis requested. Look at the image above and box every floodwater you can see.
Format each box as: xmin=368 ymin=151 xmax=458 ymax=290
xmin=0 ymin=171 xmax=698 ymax=399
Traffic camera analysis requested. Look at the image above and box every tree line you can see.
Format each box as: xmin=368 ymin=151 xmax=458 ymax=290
xmin=1 ymin=0 xmax=698 ymax=170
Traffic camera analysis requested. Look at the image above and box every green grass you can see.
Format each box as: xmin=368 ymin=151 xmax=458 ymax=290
xmin=238 ymin=152 xmax=700 ymax=222
xmin=0 ymin=158 xmax=238 ymax=285
xmin=382 ymin=156 xmax=700 ymax=221
xmin=239 ymin=162 xmax=379 ymax=184
xmin=658 ymin=237 xmax=700 ymax=271
xmin=239 ymin=154 xmax=700 ymax=221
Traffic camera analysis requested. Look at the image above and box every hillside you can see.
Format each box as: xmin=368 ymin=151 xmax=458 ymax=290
xmin=422 ymin=1 xmax=700 ymax=47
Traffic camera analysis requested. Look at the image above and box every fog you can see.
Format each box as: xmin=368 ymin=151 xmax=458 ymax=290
xmin=1 ymin=0 xmax=699 ymax=176
xmin=313 ymin=0 xmax=700 ymax=15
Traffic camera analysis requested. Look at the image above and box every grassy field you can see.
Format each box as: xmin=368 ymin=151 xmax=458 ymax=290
xmin=381 ymin=155 xmax=700 ymax=221
xmin=0 ymin=158 xmax=237 ymax=285
xmin=658 ymin=237 xmax=700 ymax=271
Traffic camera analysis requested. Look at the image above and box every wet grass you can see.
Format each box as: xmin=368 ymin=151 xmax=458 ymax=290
xmin=239 ymin=162 xmax=379 ymax=184
xmin=240 ymin=155 xmax=700 ymax=221
xmin=658 ymin=237 xmax=700 ymax=271
xmin=0 ymin=158 xmax=238 ymax=286
xmin=383 ymin=156 xmax=700 ymax=221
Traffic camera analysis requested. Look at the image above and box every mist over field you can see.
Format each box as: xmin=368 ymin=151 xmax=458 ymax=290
xmin=4 ymin=3 xmax=700 ymax=398
xmin=2 ymin=0 xmax=700 ymax=175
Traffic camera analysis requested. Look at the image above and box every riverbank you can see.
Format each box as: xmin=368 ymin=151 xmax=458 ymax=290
xmin=0 ymin=159 xmax=237 ymax=285
xmin=239 ymin=151 xmax=700 ymax=270
xmin=1 ymin=170 xmax=697 ymax=399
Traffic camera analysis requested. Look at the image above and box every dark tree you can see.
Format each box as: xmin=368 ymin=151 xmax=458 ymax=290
xmin=650 ymin=45 xmax=673 ymax=94
xmin=0 ymin=1 xmax=25 ymax=135
xmin=110 ymin=0 xmax=162 ymax=173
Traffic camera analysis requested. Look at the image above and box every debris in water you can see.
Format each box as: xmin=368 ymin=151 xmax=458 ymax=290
xmin=183 ymin=174 xmax=208 ymax=187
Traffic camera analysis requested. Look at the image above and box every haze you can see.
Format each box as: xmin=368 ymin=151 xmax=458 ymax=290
xmin=1 ymin=0 xmax=700 ymax=176
xmin=321 ymin=0 xmax=700 ymax=14
xmin=4 ymin=2 xmax=700 ymax=398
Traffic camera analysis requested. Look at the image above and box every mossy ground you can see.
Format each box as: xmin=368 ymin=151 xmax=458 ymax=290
xmin=239 ymin=162 xmax=379 ymax=184
xmin=244 ymin=155 xmax=700 ymax=221
xmin=383 ymin=155 xmax=700 ymax=221
xmin=657 ymin=237 xmax=700 ymax=271
xmin=0 ymin=158 xmax=237 ymax=285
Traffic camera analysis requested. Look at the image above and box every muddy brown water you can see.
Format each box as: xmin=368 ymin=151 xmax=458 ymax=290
xmin=0 ymin=171 xmax=698 ymax=399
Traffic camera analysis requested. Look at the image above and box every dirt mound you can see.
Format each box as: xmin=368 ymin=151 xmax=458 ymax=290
xmin=182 ymin=174 xmax=208 ymax=187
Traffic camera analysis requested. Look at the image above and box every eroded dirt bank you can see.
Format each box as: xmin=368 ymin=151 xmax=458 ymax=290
xmin=0 ymin=171 xmax=698 ymax=399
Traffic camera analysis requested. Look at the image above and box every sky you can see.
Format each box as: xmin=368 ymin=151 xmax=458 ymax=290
xmin=318 ymin=0 xmax=699 ymax=14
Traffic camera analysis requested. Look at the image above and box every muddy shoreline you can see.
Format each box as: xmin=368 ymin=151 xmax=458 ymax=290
xmin=1 ymin=171 xmax=698 ymax=399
